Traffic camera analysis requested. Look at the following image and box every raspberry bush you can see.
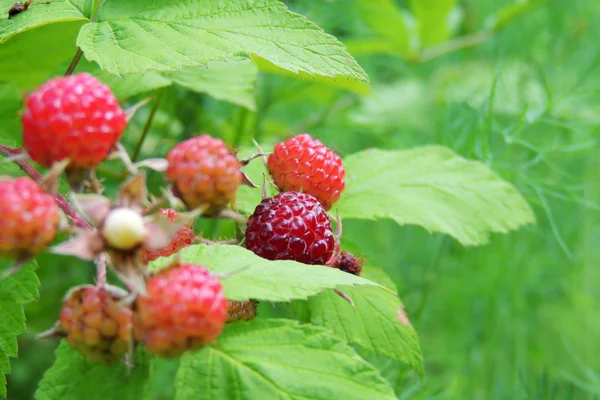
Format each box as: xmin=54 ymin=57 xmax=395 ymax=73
xmin=0 ymin=1 xmax=536 ymax=399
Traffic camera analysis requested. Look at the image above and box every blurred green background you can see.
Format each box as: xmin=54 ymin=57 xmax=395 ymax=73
xmin=4 ymin=0 xmax=600 ymax=398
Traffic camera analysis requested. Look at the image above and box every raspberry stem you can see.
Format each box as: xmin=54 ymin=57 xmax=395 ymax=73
xmin=132 ymin=89 xmax=163 ymax=162
xmin=95 ymin=253 xmax=107 ymax=287
xmin=0 ymin=144 xmax=90 ymax=229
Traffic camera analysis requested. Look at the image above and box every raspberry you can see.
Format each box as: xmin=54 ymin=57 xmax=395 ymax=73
xmin=0 ymin=177 xmax=59 ymax=258
xmin=268 ymin=134 xmax=345 ymax=210
xmin=141 ymin=209 xmax=195 ymax=264
xmin=166 ymin=135 xmax=242 ymax=214
xmin=59 ymin=286 xmax=132 ymax=364
xmin=245 ymin=192 xmax=335 ymax=265
xmin=334 ymin=251 xmax=364 ymax=276
xmin=22 ymin=73 xmax=126 ymax=169
xmin=226 ymin=300 xmax=258 ymax=323
xmin=133 ymin=263 xmax=227 ymax=357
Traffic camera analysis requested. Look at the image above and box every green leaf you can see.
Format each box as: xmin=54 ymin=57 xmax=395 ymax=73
xmin=409 ymin=0 xmax=459 ymax=48
xmin=358 ymin=0 xmax=413 ymax=56
xmin=0 ymin=260 xmax=39 ymax=399
xmin=338 ymin=147 xmax=535 ymax=246
xmin=300 ymin=286 xmax=422 ymax=375
xmin=35 ymin=341 xmax=150 ymax=400
xmin=0 ymin=82 xmax=22 ymax=145
xmin=76 ymin=0 xmax=368 ymax=82
xmin=253 ymin=55 xmax=370 ymax=95
xmin=0 ymin=0 xmax=89 ymax=44
xmin=175 ymin=319 xmax=396 ymax=400
xmin=167 ymin=60 xmax=258 ymax=110
xmin=0 ymin=21 xmax=82 ymax=90
xmin=486 ymin=0 xmax=546 ymax=32
xmin=148 ymin=244 xmax=384 ymax=302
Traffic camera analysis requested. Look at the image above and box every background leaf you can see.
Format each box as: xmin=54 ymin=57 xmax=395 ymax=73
xmin=77 ymin=0 xmax=368 ymax=81
xmin=35 ymin=341 xmax=150 ymax=400
xmin=337 ymin=147 xmax=535 ymax=246
xmin=0 ymin=261 xmax=39 ymax=399
xmin=175 ymin=319 xmax=396 ymax=400
xmin=409 ymin=0 xmax=459 ymax=48
xmin=0 ymin=0 xmax=88 ymax=43
xmin=148 ymin=244 xmax=383 ymax=302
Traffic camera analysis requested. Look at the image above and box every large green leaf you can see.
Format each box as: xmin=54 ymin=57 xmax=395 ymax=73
xmin=0 ymin=21 xmax=82 ymax=90
xmin=175 ymin=319 xmax=396 ymax=400
xmin=77 ymin=0 xmax=368 ymax=82
xmin=0 ymin=0 xmax=90 ymax=43
xmin=337 ymin=147 xmax=535 ymax=246
xmin=0 ymin=82 xmax=22 ymax=145
xmin=35 ymin=341 xmax=150 ymax=400
xmin=299 ymin=286 xmax=422 ymax=375
xmin=0 ymin=261 xmax=39 ymax=399
xmin=76 ymin=59 xmax=258 ymax=109
xmin=409 ymin=0 xmax=458 ymax=48
xmin=166 ymin=60 xmax=258 ymax=110
xmin=148 ymin=244 xmax=383 ymax=302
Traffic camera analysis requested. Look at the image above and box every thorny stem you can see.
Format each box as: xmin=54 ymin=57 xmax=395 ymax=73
xmin=0 ymin=145 xmax=90 ymax=229
xmin=132 ymin=88 xmax=163 ymax=162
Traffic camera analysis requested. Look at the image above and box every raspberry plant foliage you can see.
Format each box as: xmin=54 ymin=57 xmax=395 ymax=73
xmin=0 ymin=1 xmax=536 ymax=399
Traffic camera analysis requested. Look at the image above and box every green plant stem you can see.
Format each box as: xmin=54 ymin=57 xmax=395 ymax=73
xmin=417 ymin=30 xmax=492 ymax=62
xmin=64 ymin=48 xmax=84 ymax=76
xmin=132 ymin=89 xmax=163 ymax=162
xmin=413 ymin=237 xmax=450 ymax=320
xmin=233 ymin=108 xmax=249 ymax=148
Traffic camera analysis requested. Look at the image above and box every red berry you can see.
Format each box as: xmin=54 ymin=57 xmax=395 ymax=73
xmin=60 ymin=286 xmax=133 ymax=364
xmin=133 ymin=263 xmax=227 ymax=357
xmin=268 ymin=134 xmax=345 ymax=210
xmin=22 ymin=73 xmax=127 ymax=169
xmin=245 ymin=192 xmax=335 ymax=265
xmin=334 ymin=251 xmax=364 ymax=276
xmin=166 ymin=135 xmax=242 ymax=214
xmin=141 ymin=209 xmax=195 ymax=264
xmin=226 ymin=300 xmax=258 ymax=323
xmin=0 ymin=177 xmax=59 ymax=257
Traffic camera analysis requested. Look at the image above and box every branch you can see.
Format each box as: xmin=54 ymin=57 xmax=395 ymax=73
xmin=0 ymin=144 xmax=90 ymax=229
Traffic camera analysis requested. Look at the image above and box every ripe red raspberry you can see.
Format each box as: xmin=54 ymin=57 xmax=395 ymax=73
xmin=22 ymin=73 xmax=127 ymax=169
xmin=166 ymin=135 xmax=242 ymax=214
xmin=133 ymin=263 xmax=227 ymax=357
xmin=226 ymin=300 xmax=258 ymax=323
xmin=59 ymin=286 xmax=133 ymax=364
xmin=334 ymin=251 xmax=364 ymax=276
xmin=140 ymin=209 xmax=195 ymax=264
xmin=245 ymin=192 xmax=335 ymax=265
xmin=0 ymin=177 xmax=59 ymax=258
xmin=268 ymin=134 xmax=345 ymax=210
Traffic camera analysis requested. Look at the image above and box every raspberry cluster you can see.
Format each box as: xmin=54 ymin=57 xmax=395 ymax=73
xmin=245 ymin=192 xmax=336 ymax=265
xmin=59 ymin=286 xmax=132 ymax=364
xmin=0 ymin=72 xmax=364 ymax=364
xmin=133 ymin=263 xmax=228 ymax=357
xmin=268 ymin=134 xmax=345 ymax=210
xmin=166 ymin=135 xmax=242 ymax=214
xmin=22 ymin=73 xmax=126 ymax=170
xmin=0 ymin=177 xmax=59 ymax=258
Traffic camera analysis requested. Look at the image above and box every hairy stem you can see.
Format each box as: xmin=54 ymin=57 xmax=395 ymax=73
xmin=0 ymin=144 xmax=90 ymax=229
xmin=132 ymin=89 xmax=163 ymax=162
xmin=96 ymin=253 xmax=107 ymax=286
